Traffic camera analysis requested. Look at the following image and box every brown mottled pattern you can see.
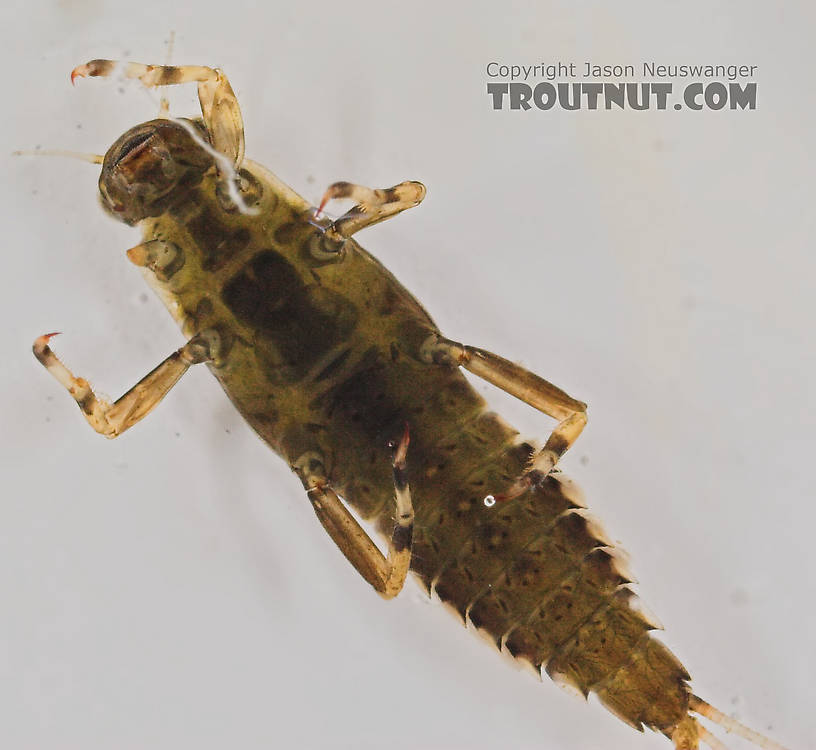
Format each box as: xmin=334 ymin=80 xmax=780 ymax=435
xmin=392 ymin=433 xmax=691 ymax=732
xmin=393 ymin=433 xmax=690 ymax=733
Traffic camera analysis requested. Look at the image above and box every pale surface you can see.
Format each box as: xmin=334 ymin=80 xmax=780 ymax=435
xmin=1 ymin=3 xmax=814 ymax=749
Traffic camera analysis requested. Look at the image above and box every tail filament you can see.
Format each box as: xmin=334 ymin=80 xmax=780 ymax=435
xmin=690 ymin=695 xmax=789 ymax=750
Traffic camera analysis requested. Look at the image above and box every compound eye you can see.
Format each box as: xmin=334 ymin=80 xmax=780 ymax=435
xmin=115 ymin=130 xmax=154 ymax=165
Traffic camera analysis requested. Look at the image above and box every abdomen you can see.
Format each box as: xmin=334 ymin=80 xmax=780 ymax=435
xmin=334 ymin=369 xmax=694 ymax=735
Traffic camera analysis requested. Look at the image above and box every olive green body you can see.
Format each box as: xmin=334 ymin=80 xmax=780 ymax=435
xmin=141 ymin=160 xmax=691 ymax=736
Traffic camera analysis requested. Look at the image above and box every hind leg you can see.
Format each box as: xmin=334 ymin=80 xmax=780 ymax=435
xmin=295 ymin=428 xmax=414 ymax=599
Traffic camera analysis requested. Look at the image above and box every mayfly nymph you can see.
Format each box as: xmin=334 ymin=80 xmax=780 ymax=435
xmin=31 ymin=58 xmax=789 ymax=750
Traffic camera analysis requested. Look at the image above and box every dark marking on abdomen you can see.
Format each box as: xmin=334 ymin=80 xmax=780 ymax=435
xmin=319 ymin=355 xmax=404 ymax=444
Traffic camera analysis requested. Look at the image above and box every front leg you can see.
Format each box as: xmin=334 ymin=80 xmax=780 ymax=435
xmin=422 ymin=334 xmax=587 ymax=501
xmin=33 ymin=330 xmax=217 ymax=438
xmin=71 ymin=59 xmax=245 ymax=166
xmin=295 ymin=428 xmax=414 ymax=599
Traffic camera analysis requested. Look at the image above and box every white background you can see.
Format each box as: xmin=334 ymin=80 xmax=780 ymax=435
xmin=2 ymin=2 xmax=814 ymax=749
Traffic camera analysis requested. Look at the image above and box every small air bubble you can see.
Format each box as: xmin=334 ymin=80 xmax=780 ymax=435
xmin=483 ymin=495 xmax=496 ymax=507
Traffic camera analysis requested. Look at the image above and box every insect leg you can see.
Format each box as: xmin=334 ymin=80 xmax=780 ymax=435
xmin=295 ymin=429 xmax=414 ymax=599
xmin=422 ymin=335 xmax=587 ymax=497
xmin=157 ymin=31 xmax=175 ymax=118
xmin=71 ymin=59 xmax=245 ymax=165
xmin=317 ymin=180 xmax=426 ymax=240
xmin=33 ymin=330 xmax=216 ymax=438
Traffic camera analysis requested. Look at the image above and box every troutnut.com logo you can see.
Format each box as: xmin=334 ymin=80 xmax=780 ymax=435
xmin=486 ymin=61 xmax=757 ymax=111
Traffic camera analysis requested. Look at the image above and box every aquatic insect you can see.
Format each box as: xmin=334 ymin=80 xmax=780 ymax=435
xmin=31 ymin=58 xmax=789 ymax=750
